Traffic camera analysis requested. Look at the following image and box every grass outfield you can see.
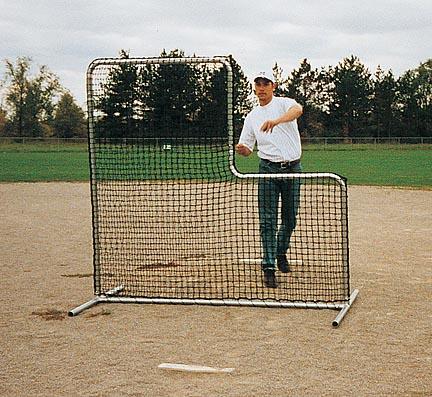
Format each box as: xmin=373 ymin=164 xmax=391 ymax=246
xmin=236 ymin=147 xmax=432 ymax=187
xmin=0 ymin=142 xmax=431 ymax=188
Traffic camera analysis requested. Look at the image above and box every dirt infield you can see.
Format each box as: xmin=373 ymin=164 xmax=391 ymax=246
xmin=1 ymin=183 xmax=431 ymax=396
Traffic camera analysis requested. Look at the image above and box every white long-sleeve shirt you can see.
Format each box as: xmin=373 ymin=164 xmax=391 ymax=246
xmin=238 ymin=97 xmax=302 ymax=162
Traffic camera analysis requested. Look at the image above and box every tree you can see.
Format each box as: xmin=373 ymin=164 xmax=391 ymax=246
xmin=229 ymin=56 xmax=253 ymax=136
xmin=139 ymin=50 xmax=252 ymax=139
xmin=0 ymin=106 xmax=7 ymax=136
xmin=52 ymin=92 xmax=86 ymax=138
xmin=198 ymin=56 xmax=252 ymax=138
xmin=1 ymin=57 xmax=61 ymax=136
xmin=396 ymin=59 xmax=432 ymax=137
xmin=372 ymin=66 xmax=397 ymax=137
xmin=197 ymin=62 xmax=228 ymax=137
xmin=93 ymin=49 xmax=253 ymax=140
xmin=328 ymin=56 xmax=373 ymax=137
xmin=272 ymin=62 xmax=286 ymax=97
xmin=139 ymin=49 xmax=200 ymax=138
xmin=283 ymin=59 xmax=327 ymax=137
xmin=96 ymin=50 xmax=140 ymax=138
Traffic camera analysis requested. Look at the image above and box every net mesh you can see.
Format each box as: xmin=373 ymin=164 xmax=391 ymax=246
xmin=88 ymin=57 xmax=350 ymax=304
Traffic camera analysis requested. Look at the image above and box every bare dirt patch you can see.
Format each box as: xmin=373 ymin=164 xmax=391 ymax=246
xmin=0 ymin=182 xmax=431 ymax=396
xmin=31 ymin=309 xmax=66 ymax=321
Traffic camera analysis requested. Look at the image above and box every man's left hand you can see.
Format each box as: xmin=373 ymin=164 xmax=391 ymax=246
xmin=260 ymin=120 xmax=278 ymax=133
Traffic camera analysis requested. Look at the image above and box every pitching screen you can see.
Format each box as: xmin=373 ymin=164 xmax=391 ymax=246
xmin=87 ymin=56 xmax=350 ymax=305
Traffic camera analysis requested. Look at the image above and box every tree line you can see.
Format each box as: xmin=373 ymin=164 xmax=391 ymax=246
xmin=1 ymin=51 xmax=430 ymax=139
xmin=94 ymin=49 xmax=251 ymax=139
xmin=0 ymin=57 xmax=86 ymax=138
xmin=274 ymin=56 xmax=431 ymax=138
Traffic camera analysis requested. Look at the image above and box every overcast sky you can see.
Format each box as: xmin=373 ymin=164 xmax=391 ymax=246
xmin=1 ymin=0 xmax=431 ymax=106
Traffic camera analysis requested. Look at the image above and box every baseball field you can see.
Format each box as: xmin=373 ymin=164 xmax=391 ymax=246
xmin=0 ymin=142 xmax=431 ymax=187
xmin=0 ymin=142 xmax=431 ymax=396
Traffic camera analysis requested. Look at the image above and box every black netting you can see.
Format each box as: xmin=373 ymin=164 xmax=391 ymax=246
xmin=88 ymin=57 xmax=350 ymax=304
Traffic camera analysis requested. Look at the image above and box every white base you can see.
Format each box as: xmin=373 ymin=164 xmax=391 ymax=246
xmin=238 ymin=259 xmax=303 ymax=266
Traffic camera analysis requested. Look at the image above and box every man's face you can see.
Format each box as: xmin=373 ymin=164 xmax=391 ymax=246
xmin=254 ymin=78 xmax=275 ymax=105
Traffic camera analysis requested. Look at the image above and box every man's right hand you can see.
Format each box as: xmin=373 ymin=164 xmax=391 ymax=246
xmin=235 ymin=144 xmax=252 ymax=156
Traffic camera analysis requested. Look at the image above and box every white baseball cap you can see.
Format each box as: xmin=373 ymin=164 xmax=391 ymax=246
xmin=253 ymin=70 xmax=275 ymax=83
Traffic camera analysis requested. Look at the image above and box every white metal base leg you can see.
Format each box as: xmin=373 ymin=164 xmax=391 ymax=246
xmin=68 ymin=286 xmax=124 ymax=317
xmin=68 ymin=297 xmax=100 ymax=317
xmin=332 ymin=289 xmax=359 ymax=327
xmin=69 ymin=286 xmax=359 ymax=327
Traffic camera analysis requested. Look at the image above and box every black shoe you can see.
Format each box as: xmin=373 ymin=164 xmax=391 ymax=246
xmin=277 ymin=255 xmax=289 ymax=273
xmin=263 ymin=268 xmax=277 ymax=288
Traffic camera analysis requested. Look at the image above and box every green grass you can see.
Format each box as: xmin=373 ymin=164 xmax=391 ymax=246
xmin=235 ymin=148 xmax=432 ymax=188
xmin=0 ymin=142 xmax=431 ymax=188
xmin=0 ymin=149 xmax=89 ymax=182
xmin=0 ymin=142 xmax=90 ymax=182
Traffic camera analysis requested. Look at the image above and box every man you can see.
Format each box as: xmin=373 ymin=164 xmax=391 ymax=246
xmin=236 ymin=70 xmax=303 ymax=288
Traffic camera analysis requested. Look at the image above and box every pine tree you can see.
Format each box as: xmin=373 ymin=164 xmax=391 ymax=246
xmin=229 ymin=56 xmax=253 ymax=137
xmin=96 ymin=50 xmax=140 ymax=138
xmin=53 ymin=92 xmax=86 ymax=138
xmin=372 ymin=66 xmax=397 ymax=138
xmin=272 ymin=62 xmax=287 ymax=97
xmin=197 ymin=62 xmax=227 ymax=137
xmin=138 ymin=49 xmax=200 ymax=138
xmin=396 ymin=59 xmax=432 ymax=137
xmin=328 ymin=56 xmax=373 ymax=137
xmin=284 ymin=59 xmax=327 ymax=137
xmin=138 ymin=51 xmax=252 ymax=139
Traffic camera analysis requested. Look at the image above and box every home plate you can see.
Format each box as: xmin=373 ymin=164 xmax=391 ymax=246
xmin=238 ymin=259 xmax=303 ymax=265
xmin=158 ymin=363 xmax=234 ymax=373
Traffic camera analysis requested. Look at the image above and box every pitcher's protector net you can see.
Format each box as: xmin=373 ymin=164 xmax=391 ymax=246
xmin=85 ymin=56 xmax=351 ymax=309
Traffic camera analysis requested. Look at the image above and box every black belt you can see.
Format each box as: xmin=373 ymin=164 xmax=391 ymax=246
xmin=262 ymin=158 xmax=301 ymax=169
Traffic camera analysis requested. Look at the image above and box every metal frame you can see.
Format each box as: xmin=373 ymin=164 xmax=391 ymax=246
xmin=70 ymin=55 xmax=359 ymax=327
xmin=68 ymin=285 xmax=359 ymax=327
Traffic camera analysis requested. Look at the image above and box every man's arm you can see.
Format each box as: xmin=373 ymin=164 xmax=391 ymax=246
xmin=236 ymin=115 xmax=255 ymax=156
xmin=261 ymin=104 xmax=303 ymax=133
xmin=235 ymin=143 xmax=253 ymax=156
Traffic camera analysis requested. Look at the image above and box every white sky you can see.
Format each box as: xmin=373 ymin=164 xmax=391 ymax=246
xmin=1 ymin=0 xmax=431 ymax=107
